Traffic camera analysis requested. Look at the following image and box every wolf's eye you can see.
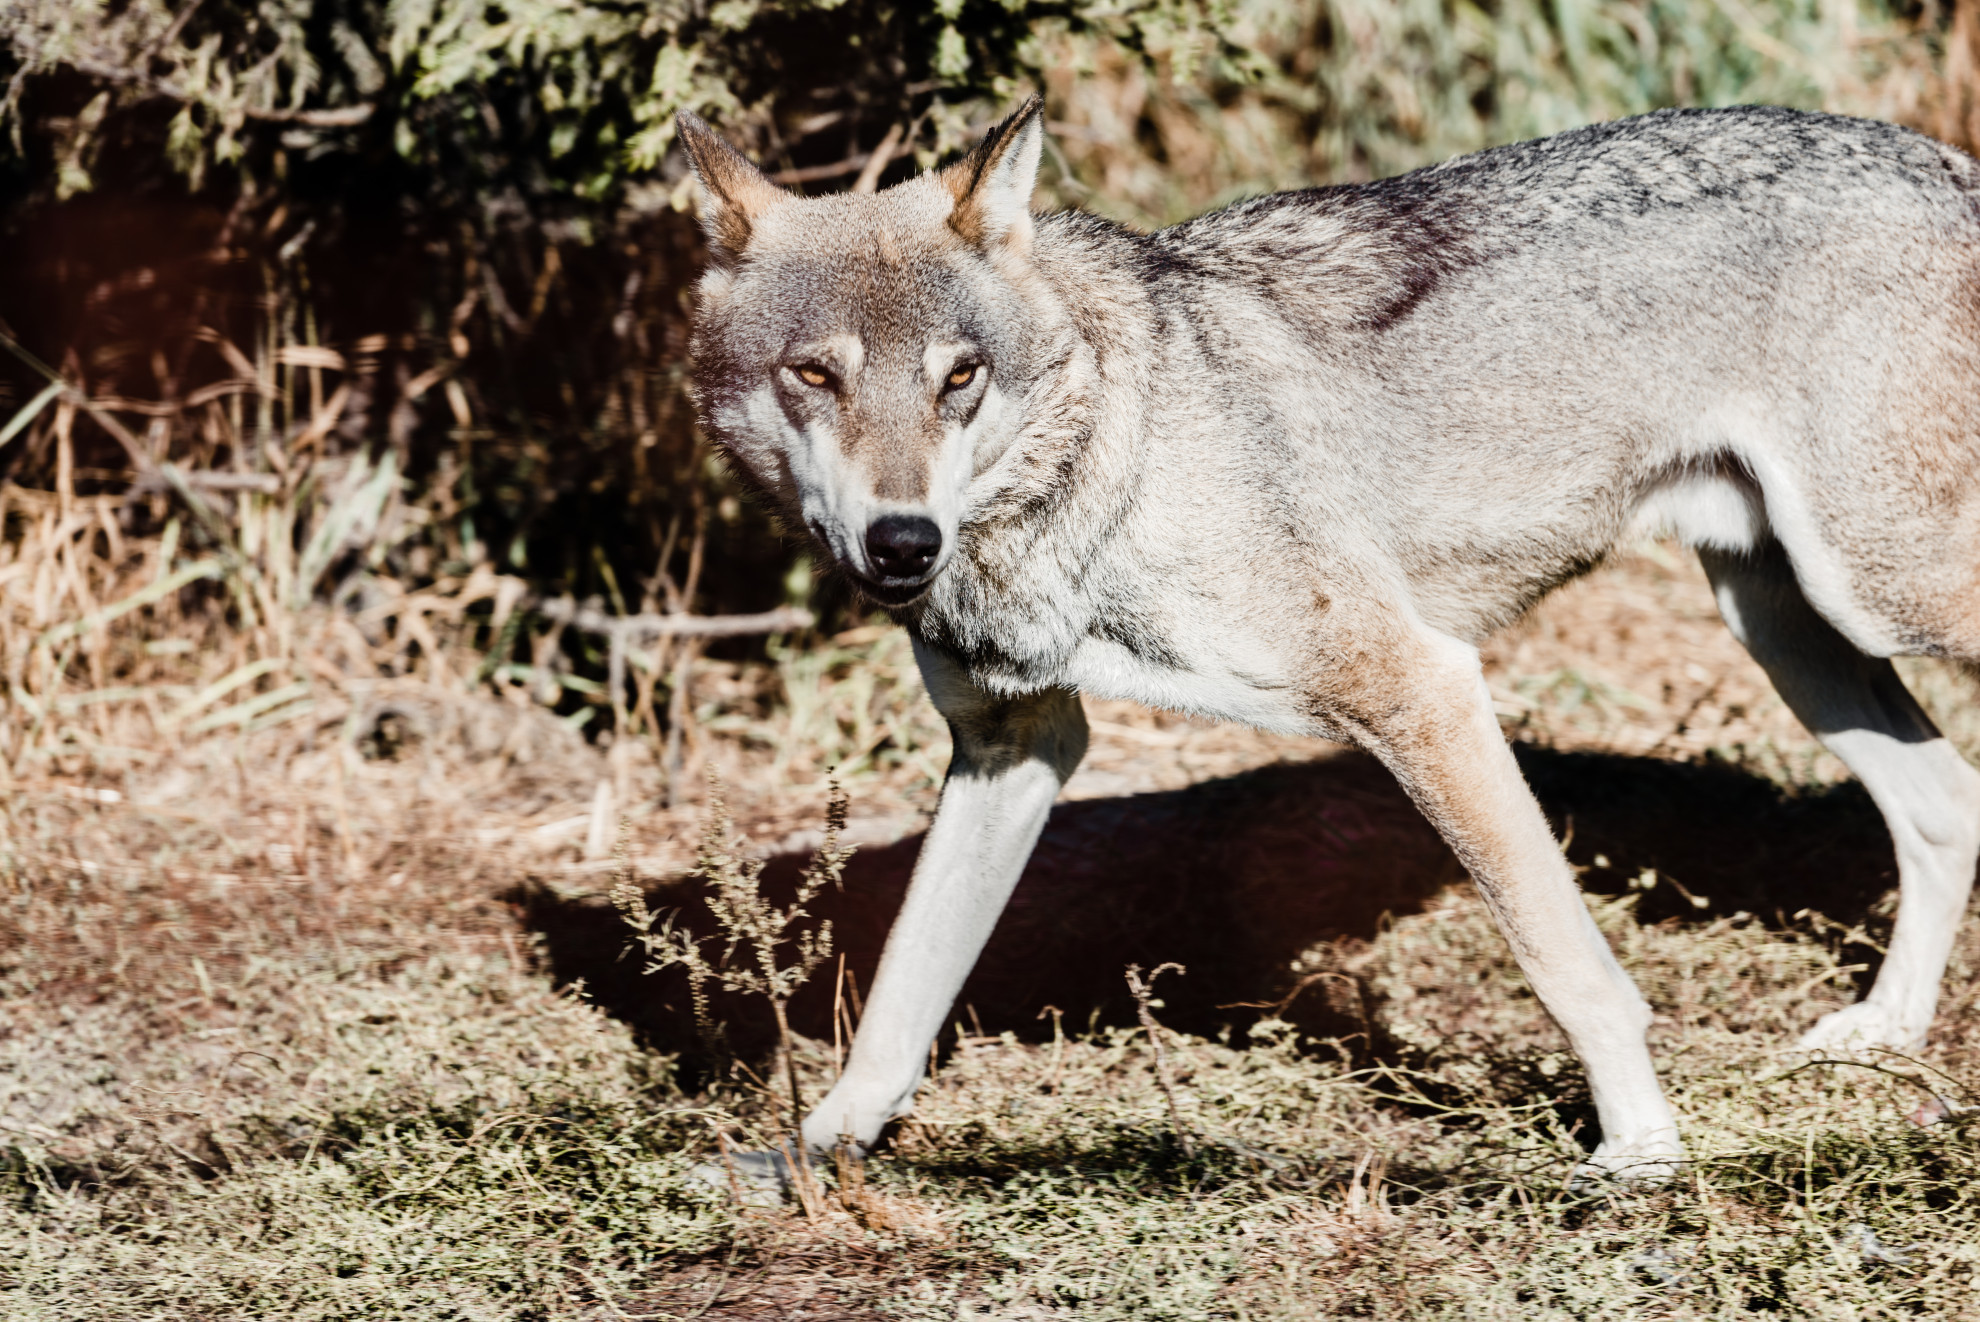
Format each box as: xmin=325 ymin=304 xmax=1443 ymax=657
xmin=793 ymin=365 xmax=833 ymax=389
xmin=945 ymin=364 xmax=979 ymax=390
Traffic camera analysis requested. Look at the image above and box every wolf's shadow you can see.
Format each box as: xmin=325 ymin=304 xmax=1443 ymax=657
xmin=513 ymin=747 xmax=1896 ymax=1065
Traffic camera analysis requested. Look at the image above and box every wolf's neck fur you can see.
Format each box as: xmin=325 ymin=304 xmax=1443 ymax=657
xmin=901 ymin=213 xmax=1167 ymax=694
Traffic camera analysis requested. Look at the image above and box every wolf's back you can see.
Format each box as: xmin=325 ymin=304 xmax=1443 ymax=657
xmin=1004 ymin=105 xmax=1980 ymax=655
xmin=1087 ymin=106 xmax=1979 ymax=341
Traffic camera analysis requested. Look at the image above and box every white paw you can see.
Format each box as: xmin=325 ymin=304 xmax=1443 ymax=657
xmin=1571 ymin=1137 xmax=1685 ymax=1191
xmin=1796 ymin=1002 xmax=1924 ymax=1055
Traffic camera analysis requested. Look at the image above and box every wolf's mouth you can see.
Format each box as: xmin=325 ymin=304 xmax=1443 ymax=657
xmin=849 ymin=570 xmax=935 ymax=607
xmin=810 ymin=516 xmax=942 ymax=607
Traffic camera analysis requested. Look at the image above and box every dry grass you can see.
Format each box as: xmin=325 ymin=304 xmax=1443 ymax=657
xmin=3 ymin=533 xmax=1980 ymax=1318
xmin=11 ymin=2 xmax=1980 ymax=1310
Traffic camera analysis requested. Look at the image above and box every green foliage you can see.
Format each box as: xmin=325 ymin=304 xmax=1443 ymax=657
xmin=1303 ymin=0 xmax=1936 ymax=178
xmin=12 ymin=0 xmax=1935 ymax=215
xmin=0 ymin=0 xmax=1960 ymax=716
xmin=1026 ymin=0 xmax=1946 ymax=229
xmin=0 ymin=0 xmax=1249 ymax=209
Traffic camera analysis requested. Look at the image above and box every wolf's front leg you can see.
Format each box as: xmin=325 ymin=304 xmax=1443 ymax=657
xmin=800 ymin=640 xmax=1088 ymax=1154
xmin=1352 ymin=630 xmax=1682 ymax=1184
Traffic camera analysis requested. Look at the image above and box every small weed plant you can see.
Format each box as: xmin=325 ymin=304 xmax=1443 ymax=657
xmin=614 ymin=773 xmax=853 ymax=1139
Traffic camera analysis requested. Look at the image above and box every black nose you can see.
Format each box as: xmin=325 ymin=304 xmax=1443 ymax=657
xmin=864 ymin=514 xmax=942 ymax=580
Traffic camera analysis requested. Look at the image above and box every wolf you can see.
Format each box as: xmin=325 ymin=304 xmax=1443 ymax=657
xmin=678 ymin=97 xmax=1980 ymax=1182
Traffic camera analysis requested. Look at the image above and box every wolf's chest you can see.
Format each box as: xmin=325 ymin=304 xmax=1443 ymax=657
xmin=927 ymin=544 xmax=1322 ymax=733
xmin=1055 ymin=630 xmax=1317 ymax=736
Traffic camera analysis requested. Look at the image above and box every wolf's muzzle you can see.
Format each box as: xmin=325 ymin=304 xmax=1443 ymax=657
xmin=845 ymin=513 xmax=943 ymax=605
xmin=864 ymin=514 xmax=942 ymax=580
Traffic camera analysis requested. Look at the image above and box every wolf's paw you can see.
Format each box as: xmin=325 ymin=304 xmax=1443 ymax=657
xmin=1796 ymin=1003 xmax=1924 ymax=1056
xmin=1571 ymin=1137 xmax=1685 ymax=1191
xmin=687 ymin=1148 xmax=792 ymax=1207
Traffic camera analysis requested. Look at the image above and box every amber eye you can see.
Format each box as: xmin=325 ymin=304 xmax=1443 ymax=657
xmin=946 ymin=364 xmax=978 ymax=390
xmin=794 ymin=365 xmax=832 ymax=388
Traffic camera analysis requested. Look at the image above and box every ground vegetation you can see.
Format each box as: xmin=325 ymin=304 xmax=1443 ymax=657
xmin=3 ymin=546 xmax=1979 ymax=1317
xmin=7 ymin=0 xmax=1980 ymax=1316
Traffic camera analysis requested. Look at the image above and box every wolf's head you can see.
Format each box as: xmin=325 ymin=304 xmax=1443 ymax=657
xmin=680 ymin=100 xmax=1049 ymax=607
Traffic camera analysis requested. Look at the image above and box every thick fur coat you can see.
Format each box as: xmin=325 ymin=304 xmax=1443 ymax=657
xmin=683 ymin=102 xmax=1980 ymax=1186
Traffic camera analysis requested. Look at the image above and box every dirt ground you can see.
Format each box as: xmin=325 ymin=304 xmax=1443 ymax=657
xmin=6 ymin=542 xmax=1980 ymax=1318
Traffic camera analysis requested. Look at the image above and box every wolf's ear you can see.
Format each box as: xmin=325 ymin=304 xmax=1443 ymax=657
xmin=942 ymin=96 xmax=1044 ymax=251
xmin=676 ymin=110 xmax=789 ymax=265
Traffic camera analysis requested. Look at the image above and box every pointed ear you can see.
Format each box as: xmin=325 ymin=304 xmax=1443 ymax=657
xmin=942 ymin=96 xmax=1045 ymax=250
xmin=676 ymin=110 xmax=789 ymax=265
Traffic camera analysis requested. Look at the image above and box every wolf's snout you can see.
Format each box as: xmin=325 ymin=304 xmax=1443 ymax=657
xmin=864 ymin=515 xmax=942 ymax=580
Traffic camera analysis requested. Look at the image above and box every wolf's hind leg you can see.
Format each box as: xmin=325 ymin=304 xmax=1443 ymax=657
xmin=1350 ymin=629 xmax=1682 ymax=1183
xmin=798 ymin=641 xmax=1088 ymax=1155
xmin=1700 ymin=543 xmax=1980 ymax=1052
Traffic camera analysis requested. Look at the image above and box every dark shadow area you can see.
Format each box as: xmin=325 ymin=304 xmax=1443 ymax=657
xmin=1522 ymin=747 xmax=1896 ymax=926
xmin=512 ymin=745 xmax=1898 ymax=1072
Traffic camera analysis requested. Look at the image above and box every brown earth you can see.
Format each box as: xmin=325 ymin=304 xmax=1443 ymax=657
xmin=8 ymin=541 xmax=1977 ymax=1317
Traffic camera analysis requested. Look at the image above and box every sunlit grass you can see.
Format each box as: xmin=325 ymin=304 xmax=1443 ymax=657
xmin=6 ymin=786 xmax=1974 ymax=1318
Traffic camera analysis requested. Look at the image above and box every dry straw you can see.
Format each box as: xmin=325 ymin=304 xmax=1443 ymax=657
xmin=6 ymin=2 xmax=1980 ymax=1314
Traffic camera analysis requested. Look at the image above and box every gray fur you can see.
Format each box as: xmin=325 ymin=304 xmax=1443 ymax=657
xmin=682 ymin=102 xmax=1980 ymax=1184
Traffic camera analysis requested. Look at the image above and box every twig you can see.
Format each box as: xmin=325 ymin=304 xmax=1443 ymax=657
xmin=41 ymin=51 xmax=374 ymax=126
xmin=1768 ymin=1052 xmax=1965 ymax=1100
xmin=772 ymin=992 xmax=806 ymax=1137
xmin=715 ymin=1130 xmax=749 ymax=1210
xmin=1220 ymin=969 xmax=1335 ymax=1014
xmin=1038 ymin=1004 xmax=1065 ymax=1095
xmin=365 ymin=1112 xmax=531 ymax=1206
xmin=36 ymin=557 xmax=224 ymax=647
xmin=533 ymin=597 xmax=812 ymax=641
xmin=781 ymin=1135 xmax=825 ymax=1221
xmin=833 ymin=1137 xmax=866 ymax=1209
xmin=142 ymin=0 xmax=208 ymax=62
xmin=674 ymin=1254 xmax=741 ymax=1322
xmin=851 ymin=123 xmax=905 ymax=194
xmin=833 ymin=953 xmax=847 ymax=1074
xmin=0 ymin=329 xmax=159 ymax=479
xmin=131 ymin=468 xmax=281 ymax=495
xmin=769 ymin=152 xmax=881 ymax=185
xmin=1125 ymin=962 xmax=1195 ymax=1158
